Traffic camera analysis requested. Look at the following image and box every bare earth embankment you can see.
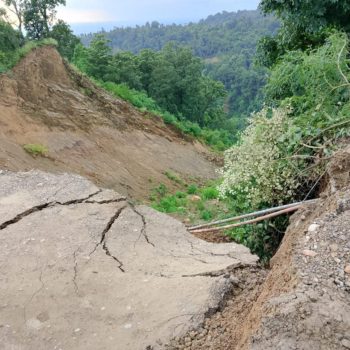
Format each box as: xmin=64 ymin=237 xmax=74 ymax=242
xmin=0 ymin=46 xmax=218 ymax=200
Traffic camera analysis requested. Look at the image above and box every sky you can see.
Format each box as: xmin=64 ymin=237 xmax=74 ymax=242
xmin=57 ymin=0 xmax=261 ymax=33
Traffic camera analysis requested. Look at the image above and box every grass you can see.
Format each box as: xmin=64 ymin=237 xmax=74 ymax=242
xmin=97 ymin=81 xmax=234 ymax=152
xmin=148 ymin=171 xmax=230 ymax=225
xmin=23 ymin=143 xmax=48 ymax=156
xmin=0 ymin=39 xmax=58 ymax=73
xmin=164 ymin=170 xmax=184 ymax=185
xmin=148 ymin=170 xmax=280 ymax=262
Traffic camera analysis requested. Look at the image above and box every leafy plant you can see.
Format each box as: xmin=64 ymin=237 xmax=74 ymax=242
xmin=201 ymin=186 xmax=219 ymax=200
xmin=187 ymin=184 xmax=198 ymax=194
xmin=23 ymin=143 xmax=48 ymax=156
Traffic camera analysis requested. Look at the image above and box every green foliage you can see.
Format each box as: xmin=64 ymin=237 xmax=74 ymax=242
xmin=164 ymin=171 xmax=183 ymax=185
xmin=220 ymin=108 xmax=297 ymax=207
xmin=154 ymin=183 xmax=168 ymax=197
xmin=153 ymin=195 xmax=188 ymax=214
xmin=74 ymin=38 xmax=228 ymax=128
xmin=84 ymin=34 xmax=112 ymax=80
xmin=258 ymin=0 xmax=350 ymax=66
xmin=150 ymin=178 xmax=224 ymax=220
xmin=220 ymin=31 xmax=350 ymax=259
xmin=50 ymin=20 xmax=80 ymax=60
xmin=201 ymin=210 xmax=213 ymax=221
xmin=24 ymin=0 xmax=66 ymax=40
xmin=81 ymin=10 xmax=280 ymax=124
xmin=99 ymin=80 xmax=234 ymax=151
xmin=200 ymin=187 xmax=219 ymax=200
xmin=187 ymin=184 xmax=198 ymax=195
xmin=0 ymin=20 xmax=22 ymax=52
xmin=0 ymin=37 xmax=57 ymax=72
xmin=23 ymin=143 xmax=48 ymax=156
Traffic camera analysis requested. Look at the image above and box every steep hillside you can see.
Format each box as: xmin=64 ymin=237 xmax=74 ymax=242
xmin=0 ymin=46 xmax=217 ymax=200
xmin=81 ymin=10 xmax=279 ymax=58
xmin=80 ymin=10 xmax=280 ymax=118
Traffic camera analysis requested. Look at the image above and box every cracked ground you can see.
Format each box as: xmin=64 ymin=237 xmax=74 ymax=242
xmin=0 ymin=170 xmax=257 ymax=350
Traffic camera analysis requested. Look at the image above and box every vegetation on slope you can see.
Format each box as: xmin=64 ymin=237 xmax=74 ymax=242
xmin=3 ymin=0 xmax=350 ymax=261
xmin=218 ymin=4 xmax=350 ymax=259
xmin=81 ymin=10 xmax=280 ymax=121
xmin=99 ymin=81 xmax=233 ymax=151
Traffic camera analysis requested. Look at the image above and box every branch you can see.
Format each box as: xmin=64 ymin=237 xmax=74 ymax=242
xmin=337 ymin=39 xmax=350 ymax=85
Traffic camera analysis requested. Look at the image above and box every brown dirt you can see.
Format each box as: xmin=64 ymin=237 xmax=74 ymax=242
xmin=191 ymin=230 xmax=232 ymax=243
xmin=0 ymin=46 xmax=218 ymax=200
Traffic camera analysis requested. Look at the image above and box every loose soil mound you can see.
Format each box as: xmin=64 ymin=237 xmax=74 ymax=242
xmin=0 ymin=46 xmax=217 ymax=200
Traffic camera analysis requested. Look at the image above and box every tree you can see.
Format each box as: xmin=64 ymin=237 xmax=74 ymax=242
xmin=0 ymin=0 xmax=26 ymax=35
xmin=24 ymin=0 xmax=65 ymax=40
xmin=72 ymin=43 xmax=88 ymax=72
xmin=0 ymin=18 xmax=21 ymax=51
xmin=85 ymin=34 xmax=112 ymax=80
xmin=258 ymin=0 xmax=350 ymax=66
xmin=50 ymin=20 xmax=79 ymax=60
xmin=107 ymin=51 xmax=142 ymax=90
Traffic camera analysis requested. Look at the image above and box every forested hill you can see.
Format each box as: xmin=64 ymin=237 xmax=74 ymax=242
xmin=81 ymin=10 xmax=279 ymax=58
xmin=81 ymin=10 xmax=279 ymax=120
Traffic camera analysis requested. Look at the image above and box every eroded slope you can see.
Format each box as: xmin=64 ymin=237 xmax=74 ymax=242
xmin=0 ymin=46 xmax=217 ymax=200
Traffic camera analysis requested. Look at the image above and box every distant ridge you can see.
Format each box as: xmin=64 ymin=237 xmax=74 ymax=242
xmin=80 ymin=10 xmax=279 ymax=57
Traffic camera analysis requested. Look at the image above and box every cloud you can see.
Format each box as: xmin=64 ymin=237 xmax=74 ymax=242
xmin=58 ymin=8 xmax=114 ymax=24
xmin=57 ymin=0 xmax=260 ymax=25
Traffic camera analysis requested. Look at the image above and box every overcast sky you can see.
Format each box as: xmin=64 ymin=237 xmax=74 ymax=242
xmin=57 ymin=0 xmax=261 ymax=33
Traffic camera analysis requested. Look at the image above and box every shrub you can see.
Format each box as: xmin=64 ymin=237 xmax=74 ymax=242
xmin=23 ymin=143 xmax=48 ymax=156
xmin=0 ymin=38 xmax=57 ymax=73
xmin=201 ymin=186 xmax=219 ymax=200
xmin=164 ymin=171 xmax=183 ymax=184
xmin=153 ymin=195 xmax=187 ymax=213
xmin=187 ymin=184 xmax=198 ymax=194
xmin=219 ymin=107 xmax=299 ymax=207
xmin=201 ymin=210 xmax=213 ymax=220
xmin=154 ymin=183 xmax=168 ymax=197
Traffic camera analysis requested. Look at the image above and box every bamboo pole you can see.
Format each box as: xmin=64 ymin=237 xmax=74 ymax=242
xmin=189 ymin=205 xmax=303 ymax=234
xmin=188 ymin=199 xmax=317 ymax=231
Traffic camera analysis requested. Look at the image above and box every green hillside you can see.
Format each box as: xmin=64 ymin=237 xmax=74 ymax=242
xmin=81 ymin=10 xmax=280 ymax=123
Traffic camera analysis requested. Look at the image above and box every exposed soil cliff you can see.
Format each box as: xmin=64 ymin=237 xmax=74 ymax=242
xmin=0 ymin=46 xmax=217 ymax=200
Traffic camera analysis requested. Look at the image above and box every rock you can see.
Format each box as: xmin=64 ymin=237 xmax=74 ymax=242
xmin=330 ymin=244 xmax=339 ymax=252
xmin=342 ymin=339 xmax=350 ymax=349
xmin=189 ymin=195 xmax=202 ymax=202
xmin=345 ymin=265 xmax=350 ymax=274
xmin=302 ymin=249 xmax=318 ymax=257
xmin=308 ymin=224 xmax=320 ymax=233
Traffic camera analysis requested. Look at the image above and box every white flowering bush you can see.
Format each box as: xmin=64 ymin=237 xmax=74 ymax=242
xmin=219 ymin=108 xmax=301 ymax=207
